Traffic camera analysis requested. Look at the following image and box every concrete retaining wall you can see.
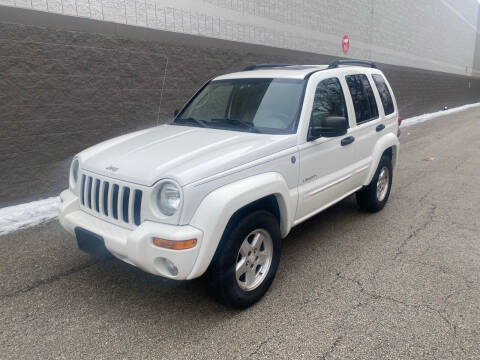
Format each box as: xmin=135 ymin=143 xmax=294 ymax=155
xmin=1 ymin=6 xmax=480 ymax=206
xmin=0 ymin=0 xmax=479 ymax=76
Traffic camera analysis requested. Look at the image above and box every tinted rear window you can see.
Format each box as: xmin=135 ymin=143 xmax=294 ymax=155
xmin=372 ymin=74 xmax=394 ymax=115
xmin=345 ymin=74 xmax=378 ymax=124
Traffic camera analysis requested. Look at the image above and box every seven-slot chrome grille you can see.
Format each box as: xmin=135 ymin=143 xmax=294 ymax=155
xmin=79 ymin=173 xmax=143 ymax=226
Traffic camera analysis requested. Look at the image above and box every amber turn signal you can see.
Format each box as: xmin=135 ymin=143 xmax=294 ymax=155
xmin=152 ymin=237 xmax=197 ymax=250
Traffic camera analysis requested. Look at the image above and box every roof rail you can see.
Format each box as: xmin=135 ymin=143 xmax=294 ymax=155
xmin=328 ymin=59 xmax=377 ymax=69
xmin=242 ymin=64 xmax=293 ymax=71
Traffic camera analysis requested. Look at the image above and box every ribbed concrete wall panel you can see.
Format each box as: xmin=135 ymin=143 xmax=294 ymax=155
xmin=0 ymin=6 xmax=479 ymax=206
xmin=0 ymin=0 xmax=478 ymax=75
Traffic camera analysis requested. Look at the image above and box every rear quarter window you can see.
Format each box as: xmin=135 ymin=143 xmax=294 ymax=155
xmin=345 ymin=74 xmax=379 ymax=124
xmin=372 ymin=74 xmax=395 ymax=115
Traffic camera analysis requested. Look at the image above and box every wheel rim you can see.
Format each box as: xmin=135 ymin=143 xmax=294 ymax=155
xmin=235 ymin=229 xmax=273 ymax=291
xmin=376 ymin=166 xmax=390 ymax=202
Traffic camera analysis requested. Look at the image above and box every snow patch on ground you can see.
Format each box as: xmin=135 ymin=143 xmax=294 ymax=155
xmin=0 ymin=197 xmax=60 ymax=236
xmin=1 ymin=102 xmax=480 ymax=236
xmin=401 ymin=102 xmax=480 ymax=128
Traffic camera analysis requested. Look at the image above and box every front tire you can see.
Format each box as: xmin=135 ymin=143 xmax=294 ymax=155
xmin=356 ymin=154 xmax=393 ymax=212
xmin=207 ymin=210 xmax=281 ymax=309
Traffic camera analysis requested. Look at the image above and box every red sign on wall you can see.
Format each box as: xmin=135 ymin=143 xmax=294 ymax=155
xmin=342 ymin=35 xmax=350 ymax=54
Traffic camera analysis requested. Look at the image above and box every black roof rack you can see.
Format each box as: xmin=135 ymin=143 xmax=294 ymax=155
xmin=328 ymin=59 xmax=377 ymax=69
xmin=242 ymin=64 xmax=293 ymax=71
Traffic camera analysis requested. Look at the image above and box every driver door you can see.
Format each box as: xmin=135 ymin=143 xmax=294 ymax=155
xmin=295 ymin=76 xmax=358 ymax=223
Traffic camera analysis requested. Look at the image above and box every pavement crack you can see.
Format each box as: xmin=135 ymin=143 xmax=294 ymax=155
xmin=447 ymin=221 xmax=479 ymax=233
xmin=394 ymin=203 xmax=437 ymax=261
xmin=335 ymin=272 xmax=458 ymax=337
xmin=318 ymin=335 xmax=342 ymax=360
xmin=397 ymin=258 xmax=476 ymax=289
xmin=247 ymin=334 xmax=274 ymax=358
xmin=0 ymin=260 xmax=97 ymax=300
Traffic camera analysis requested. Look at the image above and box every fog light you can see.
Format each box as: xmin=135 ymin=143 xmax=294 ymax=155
xmin=153 ymin=237 xmax=197 ymax=250
xmin=165 ymin=259 xmax=178 ymax=276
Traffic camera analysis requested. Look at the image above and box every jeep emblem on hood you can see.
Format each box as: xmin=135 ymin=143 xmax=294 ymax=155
xmin=105 ymin=165 xmax=119 ymax=172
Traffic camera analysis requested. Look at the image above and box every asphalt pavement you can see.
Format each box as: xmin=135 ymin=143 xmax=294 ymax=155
xmin=1 ymin=108 xmax=479 ymax=359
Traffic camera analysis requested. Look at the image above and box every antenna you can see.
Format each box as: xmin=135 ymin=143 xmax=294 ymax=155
xmin=156 ymin=56 xmax=169 ymax=126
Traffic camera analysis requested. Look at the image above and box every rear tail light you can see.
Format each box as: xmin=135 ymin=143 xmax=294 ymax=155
xmin=397 ymin=115 xmax=402 ymax=137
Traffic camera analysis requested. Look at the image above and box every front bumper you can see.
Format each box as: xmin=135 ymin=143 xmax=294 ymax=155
xmin=59 ymin=190 xmax=203 ymax=280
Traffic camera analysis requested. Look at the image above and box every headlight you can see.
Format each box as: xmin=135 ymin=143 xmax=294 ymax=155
xmin=157 ymin=181 xmax=181 ymax=216
xmin=69 ymin=158 xmax=79 ymax=189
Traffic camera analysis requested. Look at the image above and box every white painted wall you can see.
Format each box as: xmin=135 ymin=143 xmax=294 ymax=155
xmin=0 ymin=0 xmax=478 ymax=76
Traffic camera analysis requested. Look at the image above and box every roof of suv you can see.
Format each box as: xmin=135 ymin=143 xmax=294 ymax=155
xmin=215 ymin=65 xmax=328 ymax=81
xmin=214 ymin=61 xmax=379 ymax=81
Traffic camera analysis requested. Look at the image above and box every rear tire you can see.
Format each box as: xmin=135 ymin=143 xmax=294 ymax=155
xmin=206 ymin=210 xmax=281 ymax=309
xmin=356 ymin=154 xmax=393 ymax=212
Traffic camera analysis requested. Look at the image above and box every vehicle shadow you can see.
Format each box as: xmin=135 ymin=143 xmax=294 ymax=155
xmin=72 ymin=194 xmax=365 ymax=320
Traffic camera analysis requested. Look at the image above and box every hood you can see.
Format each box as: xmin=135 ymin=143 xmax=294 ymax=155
xmin=79 ymin=124 xmax=296 ymax=186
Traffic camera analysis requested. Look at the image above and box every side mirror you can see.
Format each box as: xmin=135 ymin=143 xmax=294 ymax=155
xmin=308 ymin=116 xmax=348 ymax=140
xmin=173 ymin=109 xmax=180 ymax=117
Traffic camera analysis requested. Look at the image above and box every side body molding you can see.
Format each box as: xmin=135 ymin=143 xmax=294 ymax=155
xmin=187 ymin=172 xmax=295 ymax=279
xmin=364 ymin=133 xmax=400 ymax=185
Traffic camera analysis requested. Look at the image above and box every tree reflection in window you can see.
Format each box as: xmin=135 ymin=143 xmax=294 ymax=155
xmin=372 ymin=74 xmax=394 ymax=115
xmin=310 ymin=77 xmax=348 ymax=128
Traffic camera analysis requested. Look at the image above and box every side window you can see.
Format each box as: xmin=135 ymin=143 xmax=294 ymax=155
xmin=310 ymin=77 xmax=348 ymax=128
xmin=372 ymin=74 xmax=394 ymax=115
xmin=345 ymin=74 xmax=378 ymax=124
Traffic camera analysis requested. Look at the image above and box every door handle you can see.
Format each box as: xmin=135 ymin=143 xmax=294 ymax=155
xmin=341 ymin=136 xmax=355 ymax=146
xmin=376 ymin=124 xmax=385 ymax=132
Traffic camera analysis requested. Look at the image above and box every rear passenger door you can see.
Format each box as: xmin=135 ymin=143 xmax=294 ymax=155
xmin=343 ymin=72 xmax=383 ymax=183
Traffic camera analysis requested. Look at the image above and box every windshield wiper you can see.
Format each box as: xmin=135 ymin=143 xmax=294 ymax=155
xmin=173 ymin=117 xmax=208 ymax=128
xmin=210 ymin=118 xmax=260 ymax=133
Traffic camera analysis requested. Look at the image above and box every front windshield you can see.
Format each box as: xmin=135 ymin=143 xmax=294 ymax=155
xmin=173 ymin=78 xmax=305 ymax=134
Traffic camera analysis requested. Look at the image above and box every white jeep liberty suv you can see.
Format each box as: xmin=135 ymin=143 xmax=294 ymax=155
xmin=60 ymin=60 xmax=400 ymax=308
